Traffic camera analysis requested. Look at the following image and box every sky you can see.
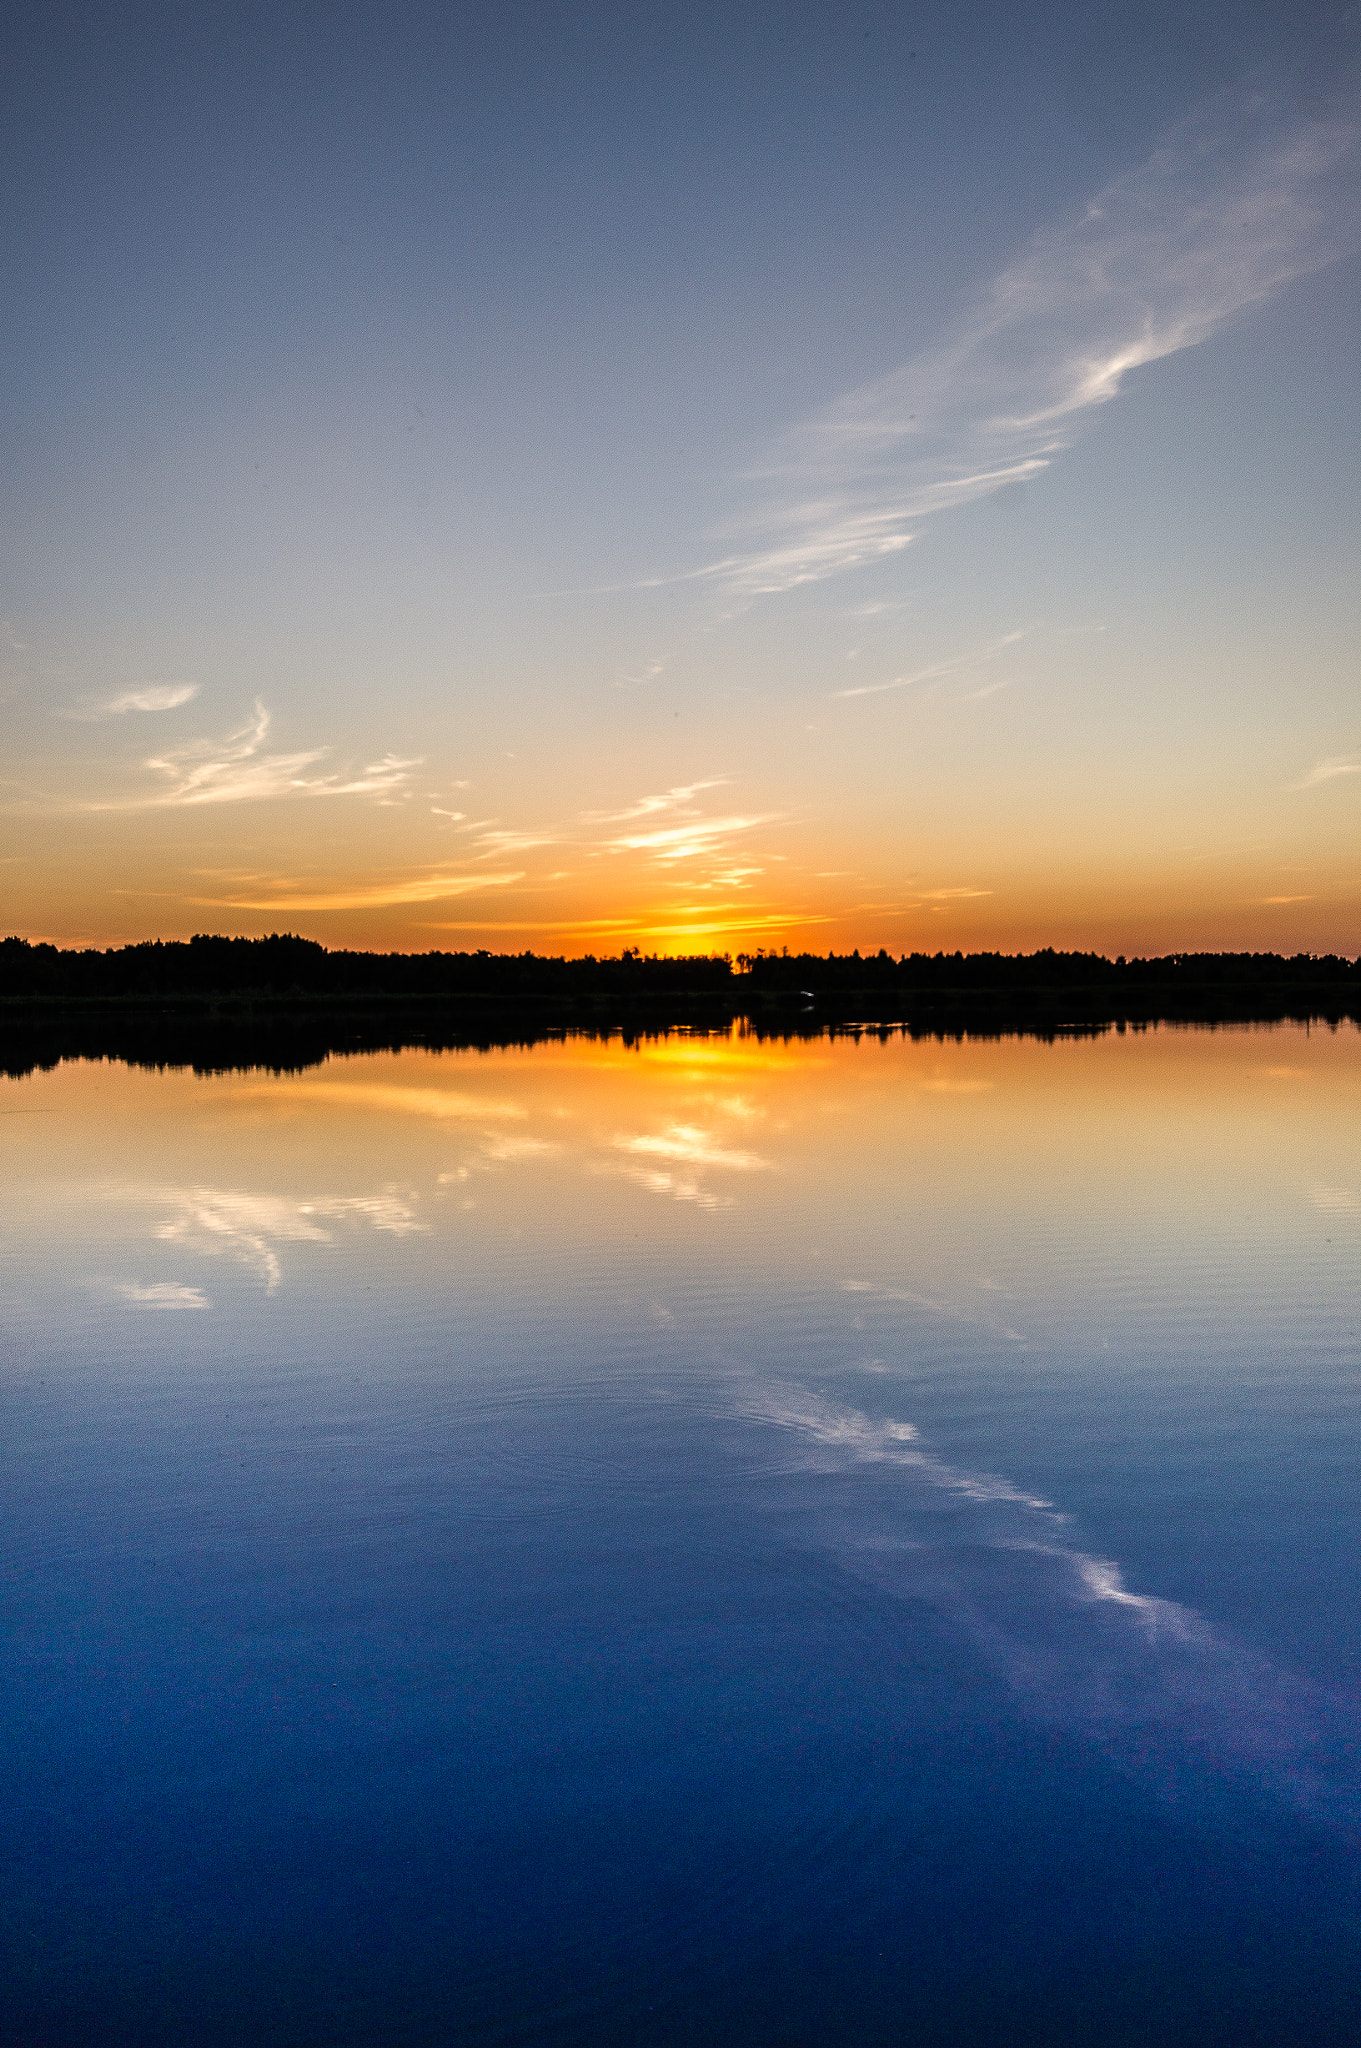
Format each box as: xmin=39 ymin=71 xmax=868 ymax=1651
xmin=1 ymin=0 xmax=1357 ymax=957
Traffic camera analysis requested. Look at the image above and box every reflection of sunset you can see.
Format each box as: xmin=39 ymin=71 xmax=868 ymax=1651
xmin=4 ymin=11 xmax=1360 ymax=2035
xmin=5 ymin=1028 xmax=1360 ymax=2043
xmin=4 ymin=1023 xmax=1356 ymax=1314
xmin=4 ymin=17 xmax=1357 ymax=963
xmin=254 ymin=1080 xmax=530 ymax=1122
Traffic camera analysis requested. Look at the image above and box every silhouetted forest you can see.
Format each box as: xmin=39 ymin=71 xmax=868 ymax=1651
xmin=3 ymin=934 xmax=1358 ymax=1008
xmin=1 ymin=934 xmax=1357 ymax=1078
xmin=0 ymin=933 xmax=732 ymax=1003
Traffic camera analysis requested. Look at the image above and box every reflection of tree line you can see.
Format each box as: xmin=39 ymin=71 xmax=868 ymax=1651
xmin=1 ymin=934 xmax=1357 ymax=1077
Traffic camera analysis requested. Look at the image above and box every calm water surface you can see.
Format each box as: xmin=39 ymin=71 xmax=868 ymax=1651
xmin=2 ymin=1023 xmax=1359 ymax=2045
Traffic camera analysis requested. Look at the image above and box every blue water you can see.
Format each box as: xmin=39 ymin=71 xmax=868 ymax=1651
xmin=1 ymin=1026 xmax=1358 ymax=2043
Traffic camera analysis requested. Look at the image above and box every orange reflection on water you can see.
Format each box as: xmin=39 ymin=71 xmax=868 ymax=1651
xmin=0 ymin=1022 xmax=1356 ymax=1350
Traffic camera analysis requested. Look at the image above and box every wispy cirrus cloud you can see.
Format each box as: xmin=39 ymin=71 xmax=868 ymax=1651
xmin=601 ymin=812 xmax=775 ymax=864
xmin=182 ymin=773 xmax=785 ymax=928
xmin=584 ymin=779 xmax=730 ymax=826
xmin=434 ymin=780 xmax=783 ymax=892
xmin=132 ymin=699 xmax=422 ymax=808
xmin=587 ymin=780 xmax=778 ymax=869
xmin=710 ymin=60 xmax=1361 ymax=596
xmin=1291 ymin=753 xmax=1360 ymax=790
xmin=834 ymin=630 xmax=1026 ymax=700
xmin=4 ymin=698 xmax=422 ymax=818
xmin=463 ymin=825 xmax=558 ymax=860
xmin=430 ymin=788 xmax=768 ymax=885
xmin=68 ymin=682 xmax=200 ymax=720
xmin=194 ymin=870 xmax=524 ymax=912
xmin=423 ymin=907 xmax=831 ymax=943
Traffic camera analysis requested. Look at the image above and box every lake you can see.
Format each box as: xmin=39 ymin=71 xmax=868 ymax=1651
xmin=2 ymin=1021 xmax=1359 ymax=2044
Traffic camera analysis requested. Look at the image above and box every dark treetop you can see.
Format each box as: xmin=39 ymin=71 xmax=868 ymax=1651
xmin=1 ymin=935 xmax=1357 ymax=1078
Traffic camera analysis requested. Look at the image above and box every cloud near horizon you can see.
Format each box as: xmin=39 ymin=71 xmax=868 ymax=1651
xmin=588 ymin=780 xmax=779 ymax=876
xmin=195 ymin=870 xmax=525 ymax=912
xmin=128 ymin=770 xmax=791 ymax=932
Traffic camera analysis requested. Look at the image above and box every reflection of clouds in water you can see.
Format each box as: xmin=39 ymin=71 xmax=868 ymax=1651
xmin=477 ymin=1135 xmax=561 ymax=1164
xmin=452 ymin=1110 xmax=771 ymax=1208
xmin=259 ymin=1081 xmax=527 ymax=1123
xmin=601 ymin=1119 xmax=772 ymax=1209
xmin=138 ymin=1184 xmax=425 ymax=1292
xmin=709 ymin=1092 xmax=763 ymax=1120
xmin=614 ymin=1123 xmax=770 ymax=1172
xmin=320 ymin=1192 xmax=426 ymax=1234
xmin=744 ymin=1382 xmax=1361 ymax=1829
xmin=114 ymin=1280 xmax=211 ymax=1310
xmin=740 ymin=1383 xmax=1055 ymax=1511
xmin=845 ymin=1277 xmax=1026 ymax=1345
xmin=916 ymin=1077 xmax=994 ymax=1095
xmin=610 ymin=1163 xmax=734 ymax=1210
xmin=435 ymin=1132 xmax=562 ymax=1190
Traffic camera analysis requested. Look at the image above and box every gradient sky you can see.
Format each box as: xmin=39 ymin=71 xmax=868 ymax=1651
xmin=2 ymin=0 xmax=1357 ymax=955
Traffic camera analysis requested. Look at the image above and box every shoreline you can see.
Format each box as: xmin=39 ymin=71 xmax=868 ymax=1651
xmin=3 ymin=984 xmax=1356 ymax=1082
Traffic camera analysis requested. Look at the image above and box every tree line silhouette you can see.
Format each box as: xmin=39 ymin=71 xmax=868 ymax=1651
xmin=1 ymin=935 xmax=1355 ymax=1081
xmin=1 ymin=933 xmax=1356 ymax=1009
xmin=0 ymin=933 xmax=731 ymax=1002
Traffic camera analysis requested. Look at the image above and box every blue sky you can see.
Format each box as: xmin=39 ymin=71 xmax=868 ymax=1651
xmin=2 ymin=0 xmax=1357 ymax=951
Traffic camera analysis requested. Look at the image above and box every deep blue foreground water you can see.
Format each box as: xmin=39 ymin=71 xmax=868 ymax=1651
xmin=2 ymin=1026 xmax=1358 ymax=2043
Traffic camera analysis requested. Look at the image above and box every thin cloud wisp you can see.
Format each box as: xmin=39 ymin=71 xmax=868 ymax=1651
xmin=718 ymin=61 xmax=1360 ymax=596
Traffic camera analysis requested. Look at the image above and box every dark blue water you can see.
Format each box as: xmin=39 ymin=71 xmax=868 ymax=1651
xmin=2 ymin=1028 xmax=1358 ymax=2043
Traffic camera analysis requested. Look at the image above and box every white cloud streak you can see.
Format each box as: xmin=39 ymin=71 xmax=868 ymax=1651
xmin=601 ymin=812 xmax=775 ymax=864
xmin=738 ymin=1382 xmax=1053 ymax=1505
xmin=177 ymin=773 xmax=781 ymax=917
xmin=114 ymin=1280 xmax=211 ymax=1309
xmin=197 ymin=870 xmax=524 ymax=912
xmin=740 ymin=1380 xmax=1361 ymax=1824
xmin=1292 ymin=753 xmax=1360 ymax=790
xmin=716 ymin=61 xmax=1360 ymax=595
xmin=134 ymin=1183 xmax=426 ymax=1292
xmin=70 ymin=682 xmax=201 ymax=719
xmin=614 ymin=1123 xmax=771 ymax=1172
xmin=137 ymin=700 xmax=422 ymax=808
xmin=584 ymin=780 xmax=730 ymax=825
xmin=834 ymin=630 xmax=1026 ymax=700
xmin=581 ymin=780 xmax=778 ymax=873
